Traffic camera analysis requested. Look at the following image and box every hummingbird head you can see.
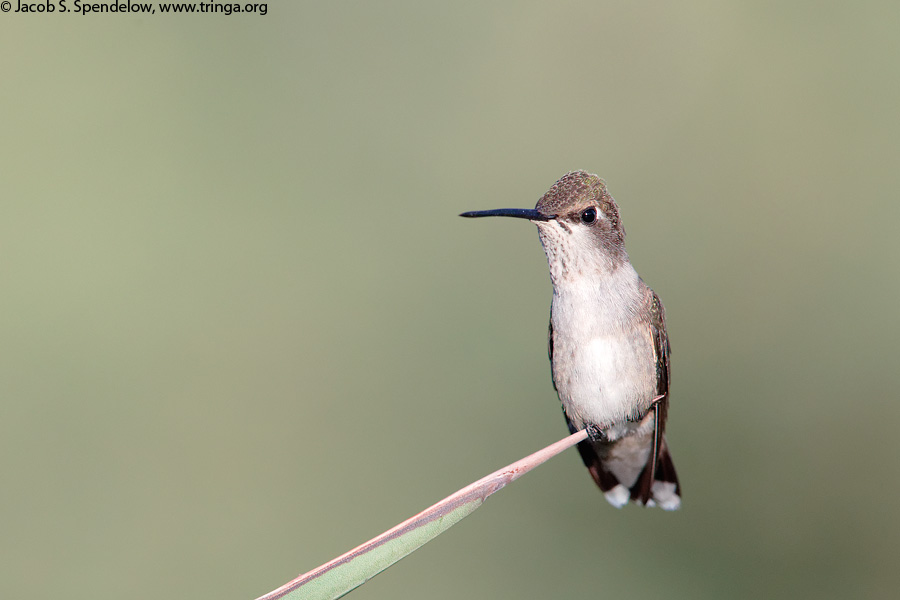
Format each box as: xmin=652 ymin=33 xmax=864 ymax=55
xmin=461 ymin=170 xmax=628 ymax=282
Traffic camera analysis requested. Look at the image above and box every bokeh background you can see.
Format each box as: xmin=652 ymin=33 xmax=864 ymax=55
xmin=2 ymin=2 xmax=899 ymax=599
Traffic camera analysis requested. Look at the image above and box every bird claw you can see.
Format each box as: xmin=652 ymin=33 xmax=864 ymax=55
xmin=586 ymin=424 xmax=608 ymax=443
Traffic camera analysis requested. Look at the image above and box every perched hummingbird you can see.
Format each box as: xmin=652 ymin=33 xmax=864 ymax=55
xmin=461 ymin=171 xmax=681 ymax=509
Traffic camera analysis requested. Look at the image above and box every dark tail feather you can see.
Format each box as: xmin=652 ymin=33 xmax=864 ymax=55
xmin=631 ymin=438 xmax=681 ymax=510
xmin=575 ymin=438 xmax=621 ymax=492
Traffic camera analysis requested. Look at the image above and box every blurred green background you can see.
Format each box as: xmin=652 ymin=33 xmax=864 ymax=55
xmin=2 ymin=2 xmax=899 ymax=599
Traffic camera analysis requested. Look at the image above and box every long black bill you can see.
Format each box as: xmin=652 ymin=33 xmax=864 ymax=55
xmin=459 ymin=208 xmax=555 ymax=221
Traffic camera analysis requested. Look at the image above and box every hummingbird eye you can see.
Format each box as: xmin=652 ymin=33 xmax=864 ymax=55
xmin=580 ymin=208 xmax=597 ymax=224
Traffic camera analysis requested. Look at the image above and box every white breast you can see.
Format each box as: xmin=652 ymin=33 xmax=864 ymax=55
xmin=549 ymin=266 xmax=655 ymax=429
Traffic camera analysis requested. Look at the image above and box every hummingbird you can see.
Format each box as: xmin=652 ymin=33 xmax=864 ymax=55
xmin=461 ymin=170 xmax=681 ymax=509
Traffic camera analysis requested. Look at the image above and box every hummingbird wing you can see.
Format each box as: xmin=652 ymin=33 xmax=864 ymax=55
xmin=630 ymin=291 xmax=681 ymax=507
xmin=650 ymin=291 xmax=671 ymax=407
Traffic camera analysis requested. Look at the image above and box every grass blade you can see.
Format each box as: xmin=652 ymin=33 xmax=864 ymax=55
xmin=256 ymin=428 xmax=588 ymax=600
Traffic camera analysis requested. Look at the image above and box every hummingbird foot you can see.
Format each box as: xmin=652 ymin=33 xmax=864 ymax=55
xmin=585 ymin=423 xmax=608 ymax=443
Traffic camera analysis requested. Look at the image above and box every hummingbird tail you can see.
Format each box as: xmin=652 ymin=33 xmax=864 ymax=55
xmin=631 ymin=437 xmax=681 ymax=510
xmin=574 ymin=434 xmax=681 ymax=510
